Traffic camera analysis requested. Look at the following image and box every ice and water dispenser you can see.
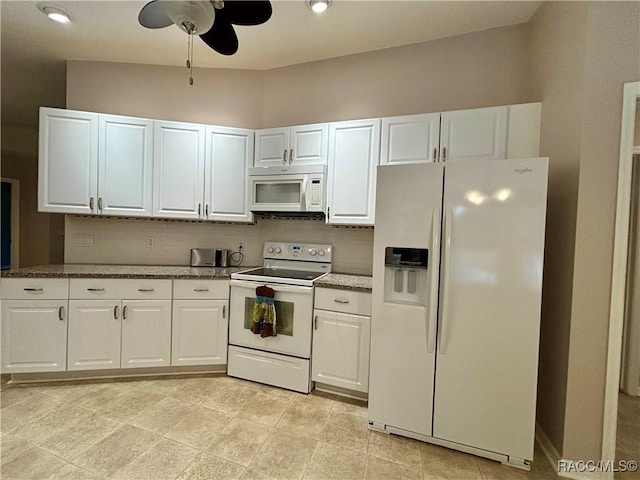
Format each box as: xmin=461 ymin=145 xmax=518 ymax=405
xmin=383 ymin=247 xmax=429 ymax=305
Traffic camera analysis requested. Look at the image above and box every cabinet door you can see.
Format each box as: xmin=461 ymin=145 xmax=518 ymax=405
xmin=121 ymin=300 xmax=172 ymax=368
xmin=153 ymin=121 xmax=206 ymax=219
xmin=381 ymin=113 xmax=441 ymax=165
xmin=290 ymin=123 xmax=328 ymax=166
xmin=311 ymin=310 xmax=371 ymax=393
xmin=204 ymin=126 xmax=253 ymax=222
xmin=1 ymin=300 xmax=67 ymax=373
xmin=254 ymin=127 xmax=289 ymax=168
xmin=172 ymin=300 xmax=228 ymax=366
xmin=327 ymin=119 xmax=381 ymax=225
xmin=38 ymin=107 xmax=99 ymax=214
xmin=68 ymin=300 xmax=121 ymax=371
xmin=440 ymin=106 xmax=507 ymax=162
xmin=98 ymin=115 xmax=153 ymax=217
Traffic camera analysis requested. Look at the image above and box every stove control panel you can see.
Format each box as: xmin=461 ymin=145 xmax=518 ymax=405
xmin=264 ymin=242 xmax=332 ymax=263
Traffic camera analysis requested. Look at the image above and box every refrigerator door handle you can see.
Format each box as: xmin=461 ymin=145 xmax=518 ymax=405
xmin=427 ymin=209 xmax=440 ymax=353
xmin=439 ymin=208 xmax=452 ymax=354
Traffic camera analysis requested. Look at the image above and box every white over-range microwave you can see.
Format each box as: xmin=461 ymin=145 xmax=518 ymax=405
xmin=249 ymin=165 xmax=326 ymax=213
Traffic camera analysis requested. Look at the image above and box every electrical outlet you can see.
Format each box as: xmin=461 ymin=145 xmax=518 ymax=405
xmin=145 ymin=237 xmax=155 ymax=248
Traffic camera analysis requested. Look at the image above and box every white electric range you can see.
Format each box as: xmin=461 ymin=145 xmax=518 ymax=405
xmin=227 ymin=242 xmax=332 ymax=393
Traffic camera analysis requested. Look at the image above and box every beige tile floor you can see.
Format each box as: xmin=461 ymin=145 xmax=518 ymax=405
xmin=616 ymin=393 xmax=640 ymax=479
xmin=1 ymin=375 xmax=559 ymax=480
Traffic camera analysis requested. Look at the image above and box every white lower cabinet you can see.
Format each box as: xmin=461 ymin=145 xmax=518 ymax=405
xmin=121 ymin=300 xmax=172 ymax=368
xmin=68 ymin=300 xmax=121 ymax=370
xmin=312 ymin=287 xmax=372 ymax=394
xmin=0 ymin=279 xmax=69 ymax=374
xmin=171 ymin=280 xmax=229 ymax=366
xmin=67 ymin=279 xmax=172 ymax=371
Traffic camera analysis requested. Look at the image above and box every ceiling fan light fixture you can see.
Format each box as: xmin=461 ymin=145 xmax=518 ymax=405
xmin=308 ymin=0 xmax=330 ymax=14
xmin=37 ymin=3 xmax=71 ymax=23
xmin=162 ymin=0 xmax=215 ymax=35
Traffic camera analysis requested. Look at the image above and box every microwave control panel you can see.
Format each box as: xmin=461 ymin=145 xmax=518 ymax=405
xmin=309 ymin=179 xmax=322 ymax=206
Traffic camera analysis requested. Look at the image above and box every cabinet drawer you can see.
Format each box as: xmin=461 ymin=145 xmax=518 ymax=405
xmin=314 ymin=287 xmax=371 ymax=316
xmin=173 ymin=280 xmax=229 ymax=299
xmin=70 ymin=279 xmax=172 ymax=299
xmin=1 ymin=278 xmax=69 ymax=300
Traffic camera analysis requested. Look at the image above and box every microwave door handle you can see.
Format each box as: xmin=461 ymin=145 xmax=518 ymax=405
xmin=300 ymin=176 xmax=309 ymax=211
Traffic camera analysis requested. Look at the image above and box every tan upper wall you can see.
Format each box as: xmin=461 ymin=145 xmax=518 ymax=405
xmin=67 ymin=62 xmax=264 ymax=129
xmin=526 ymin=1 xmax=588 ymax=455
xmin=66 ymin=24 xmax=532 ymax=130
xmin=262 ymin=24 xmax=531 ymax=127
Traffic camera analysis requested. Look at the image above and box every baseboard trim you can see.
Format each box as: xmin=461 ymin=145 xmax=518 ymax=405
xmin=535 ymin=424 xmax=604 ymax=480
xmin=7 ymin=365 xmax=226 ymax=384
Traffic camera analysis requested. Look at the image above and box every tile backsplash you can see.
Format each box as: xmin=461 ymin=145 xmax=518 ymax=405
xmin=65 ymin=215 xmax=374 ymax=275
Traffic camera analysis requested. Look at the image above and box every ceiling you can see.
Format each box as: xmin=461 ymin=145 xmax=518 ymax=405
xmin=1 ymin=0 xmax=541 ymax=128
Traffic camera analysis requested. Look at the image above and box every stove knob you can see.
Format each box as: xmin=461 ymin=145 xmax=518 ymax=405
xmin=275 ymin=247 xmax=282 ymax=254
xmin=267 ymin=247 xmax=275 ymax=253
xmin=318 ymin=249 xmax=326 ymax=256
xmin=309 ymin=249 xmax=317 ymax=256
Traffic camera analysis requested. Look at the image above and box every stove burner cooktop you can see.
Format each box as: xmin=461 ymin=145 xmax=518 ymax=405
xmin=236 ymin=267 xmax=325 ymax=282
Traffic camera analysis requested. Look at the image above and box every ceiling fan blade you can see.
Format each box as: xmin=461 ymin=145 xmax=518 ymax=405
xmin=221 ymin=1 xmax=272 ymax=26
xmin=200 ymin=11 xmax=239 ymax=55
xmin=138 ymin=0 xmax=173 ymax=28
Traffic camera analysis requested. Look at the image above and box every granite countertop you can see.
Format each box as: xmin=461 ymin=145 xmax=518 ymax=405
xmin=2 ymin=265 xmax=373 ymax=292
xmin=314 ymin=273 xmax=372 ymax=293
xmin=0 ymin=264 xmax=249 ymax=280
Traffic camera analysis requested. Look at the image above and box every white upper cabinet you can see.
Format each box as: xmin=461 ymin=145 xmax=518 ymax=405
xmin=381 ymin=113 xmax=441 ymax=165
xmin=440 ymin=106 xmax=508 ymax=162
xmin=38 ymin=107 xmax=99 ymax=214
xmin=39 ymin=108 xmax=153 ymax=216
xmin=204 ymin=126 xmax=254 ymax=223
xmin=327 ymin=119 xmax=381 ymax=225
xmin=254 ymin=123 xmax=328 ymax=168
xmin=99 ymin=115 xmax=153 ymax=216
xmin=153 ymin=120 xmax=206 ymax=219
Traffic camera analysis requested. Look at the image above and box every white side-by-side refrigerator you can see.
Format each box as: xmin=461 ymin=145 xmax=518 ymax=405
xmin=368 ymin=158 xmax=548 ymax=469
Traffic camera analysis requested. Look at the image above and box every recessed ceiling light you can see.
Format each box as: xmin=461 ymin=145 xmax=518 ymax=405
xmin=308 ymin=0 xmax=330 ymax=14
xmin=37 ymin=3 xmax=71 ymax=24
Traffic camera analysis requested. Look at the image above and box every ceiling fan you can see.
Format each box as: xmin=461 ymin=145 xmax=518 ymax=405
xmin=138 ymin=1 xmax=272 ymax=83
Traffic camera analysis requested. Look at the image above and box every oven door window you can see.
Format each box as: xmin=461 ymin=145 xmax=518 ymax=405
xmin=243 ymin=297 xmax=294 ymax=336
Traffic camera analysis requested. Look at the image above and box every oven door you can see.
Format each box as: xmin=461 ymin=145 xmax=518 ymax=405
xmin=229 ymin=279 xmax=313 ymax=358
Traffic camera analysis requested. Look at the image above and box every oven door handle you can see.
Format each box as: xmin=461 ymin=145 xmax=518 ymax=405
xmin=229 ymin=279 xmax=313 ymax=294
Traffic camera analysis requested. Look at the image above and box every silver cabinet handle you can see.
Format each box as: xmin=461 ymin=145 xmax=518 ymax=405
xmin=442 ymin=146 xmax=447 ymax=162
xmin=138 ymin=288 xmax=154 ymax=292
xmin=334 ymin=298 xmax=350 ymax=304
xmin=198 ymin=203 xmax=202 ymax=216
xmin=314 ymin=315 xmax=318 ymax=330
xmin=87 ymin=288 xmax=105 ymax=292
xmin=205 ymin=204 xmax=209 ymax=217
xmin=433 ymin=148 xmax=437 ymax=161
xmin=98 ymin=197 xmax=103 ymax=212
xmin=90 ymin=197 xmax=94 ymax=211
xmin=123 ymin=305 xmax=128 ymax=320
xmin=23 ymin=288 xmax=43 ymax=292
xmin=58 ymin=306 xmax=65 ymax=321
xmin=283 ymin=149 xmax=288 ymax=165
xmin=289 ymin=149 xmax=293 ymax=164
xmin=114 ymin=305 xmax=119 ymax=319
xmin=223 ymin=305 xmax=226 ymax=319
xmin=194 ymin=288 xmax=209 ymax=292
